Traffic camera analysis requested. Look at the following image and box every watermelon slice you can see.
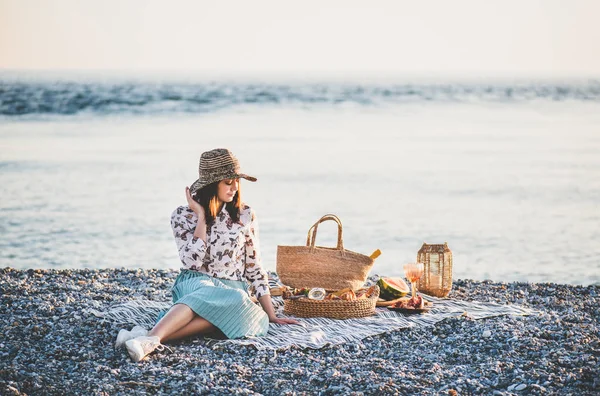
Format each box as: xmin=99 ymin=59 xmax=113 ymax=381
xmin=377 ymin=277 xmax=410 ymax=300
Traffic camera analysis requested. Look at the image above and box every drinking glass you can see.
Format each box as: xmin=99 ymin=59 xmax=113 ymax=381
xmin=403 ymin=262 xmax=424 ymax=298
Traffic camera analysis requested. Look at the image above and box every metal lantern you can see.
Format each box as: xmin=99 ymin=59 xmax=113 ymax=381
xmin=416 ymin=242 xmax=453 ymax=297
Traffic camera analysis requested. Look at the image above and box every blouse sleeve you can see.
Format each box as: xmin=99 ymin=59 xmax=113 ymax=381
xmin=244 ymin=209 xmax=270 ymax=298
xmin=171 ymin=206 xmax=207 ymax=270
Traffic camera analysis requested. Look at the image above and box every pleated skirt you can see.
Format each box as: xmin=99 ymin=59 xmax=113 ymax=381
xmin=165 ymin=270 xmax=269 ymax=339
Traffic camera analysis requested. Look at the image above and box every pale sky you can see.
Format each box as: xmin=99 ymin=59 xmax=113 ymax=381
xmin=1 ymin=0 xmax=599 ymax=77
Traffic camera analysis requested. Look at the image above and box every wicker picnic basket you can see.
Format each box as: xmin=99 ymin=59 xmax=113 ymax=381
xmin=283 ymin=286 xmax=380 ymax=319
xmin=276 ymin=214 xmax=375 ymax=291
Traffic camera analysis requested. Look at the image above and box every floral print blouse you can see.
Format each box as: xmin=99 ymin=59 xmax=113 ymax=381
xmin=170 ymin=204 xmax=270 ymax=298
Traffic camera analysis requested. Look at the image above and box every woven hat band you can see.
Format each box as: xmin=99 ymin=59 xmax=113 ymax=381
xmin=199 ymin=156 xmax=239 ymax=172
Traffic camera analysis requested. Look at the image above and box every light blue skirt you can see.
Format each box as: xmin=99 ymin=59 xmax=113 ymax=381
xmin=164 ymin=270 xmax=269 ymax=339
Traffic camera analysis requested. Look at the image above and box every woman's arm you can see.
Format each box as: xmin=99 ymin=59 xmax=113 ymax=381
xmin=243 ymin=208 xmax=298 ymax=325
xmin=170 ymin=188 xmax=208 ymax=270
xmin=258 ymin=294 xmax=299 ymax=325
xmin=243 ymin=209 xmax=271 ymax=299
xmin=186 ymin=187 xmax=207 ymax=243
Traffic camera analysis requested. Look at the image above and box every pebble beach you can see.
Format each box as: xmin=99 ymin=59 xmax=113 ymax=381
xmin=1 ymin=267 xmax=598 ymax=395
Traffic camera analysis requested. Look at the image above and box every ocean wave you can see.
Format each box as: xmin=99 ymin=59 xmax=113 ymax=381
xmin=1 ymin=79 xmax=599 ymax=116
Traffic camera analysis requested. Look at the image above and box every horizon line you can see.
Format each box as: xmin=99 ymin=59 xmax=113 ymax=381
xmin=1 ymin=68 xmax=599 ymax=84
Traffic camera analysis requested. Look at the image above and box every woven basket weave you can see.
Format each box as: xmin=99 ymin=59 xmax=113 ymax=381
xmin=276 ymin=214 xmax=374 ymax=291
xmin=284 ymin=286 xmax=380 ymax=319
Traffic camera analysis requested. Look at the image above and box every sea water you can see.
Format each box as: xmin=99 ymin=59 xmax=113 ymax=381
xmin=1 ymin=75 xmax=599 ymax=285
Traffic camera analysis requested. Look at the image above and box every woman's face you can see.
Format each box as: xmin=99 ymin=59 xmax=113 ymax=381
xmin=217 ymin=178 xmax=239 ymax=203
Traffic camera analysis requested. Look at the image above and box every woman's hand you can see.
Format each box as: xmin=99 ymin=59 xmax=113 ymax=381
xmin=269 ymin=316 xmax=300 ymax=325
xmin=185 ymin=187 xmax=205 ymax=219
xmin=258 ymin=295 xmax=299 ymax=325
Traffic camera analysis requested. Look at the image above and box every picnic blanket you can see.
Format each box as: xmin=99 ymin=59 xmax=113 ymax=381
xmin=88 ymin=274 xmax=534 ymax=350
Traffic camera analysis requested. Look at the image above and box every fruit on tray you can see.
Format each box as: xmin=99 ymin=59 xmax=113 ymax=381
xmin=377 ymin=277 xmax=410 ymax=300
xmin=392 ymin=294 xmax=425 ymax=309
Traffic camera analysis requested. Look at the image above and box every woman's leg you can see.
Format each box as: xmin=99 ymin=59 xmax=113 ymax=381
xmin=148 ymin=303 xmax=196 ymax=341
xmin=148 ymin=303 xmax=217 ymax=342
xmin=126 ymin=303 xmax=217 ymax=362
xmin=161 ymin=316 xmax=216 ymax=342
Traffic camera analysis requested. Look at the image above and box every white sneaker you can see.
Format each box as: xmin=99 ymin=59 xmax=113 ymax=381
xmin=114 ymin=326 xmax=148 ymax=349
xmin=125 ymin=336 xmax=164 ymax=362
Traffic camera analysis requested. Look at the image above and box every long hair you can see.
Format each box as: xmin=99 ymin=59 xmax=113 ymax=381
xmin=192 ymin=180 xmax=242 ymax=226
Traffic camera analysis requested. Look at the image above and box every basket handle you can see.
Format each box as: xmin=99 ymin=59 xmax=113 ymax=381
xmin=306 ymin=214 xmax=343 ymax=247
xmin=306 ymin=214 xmax=345 ymax=255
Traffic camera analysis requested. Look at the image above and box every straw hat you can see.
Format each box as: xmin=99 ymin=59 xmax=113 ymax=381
xmin=189 ymin=148 xmax=257 ymax=194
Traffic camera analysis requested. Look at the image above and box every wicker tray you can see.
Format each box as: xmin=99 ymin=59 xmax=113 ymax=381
xmin=284 ymin=286 xmax=380 ymax=319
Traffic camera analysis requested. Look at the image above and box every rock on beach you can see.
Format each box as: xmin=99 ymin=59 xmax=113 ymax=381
xmin=1 ymin=267 xmax=599 ymax=395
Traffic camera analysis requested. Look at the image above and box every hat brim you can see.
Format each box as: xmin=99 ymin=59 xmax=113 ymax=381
xmin=189 ymin=173 xmax=257 ymax=194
